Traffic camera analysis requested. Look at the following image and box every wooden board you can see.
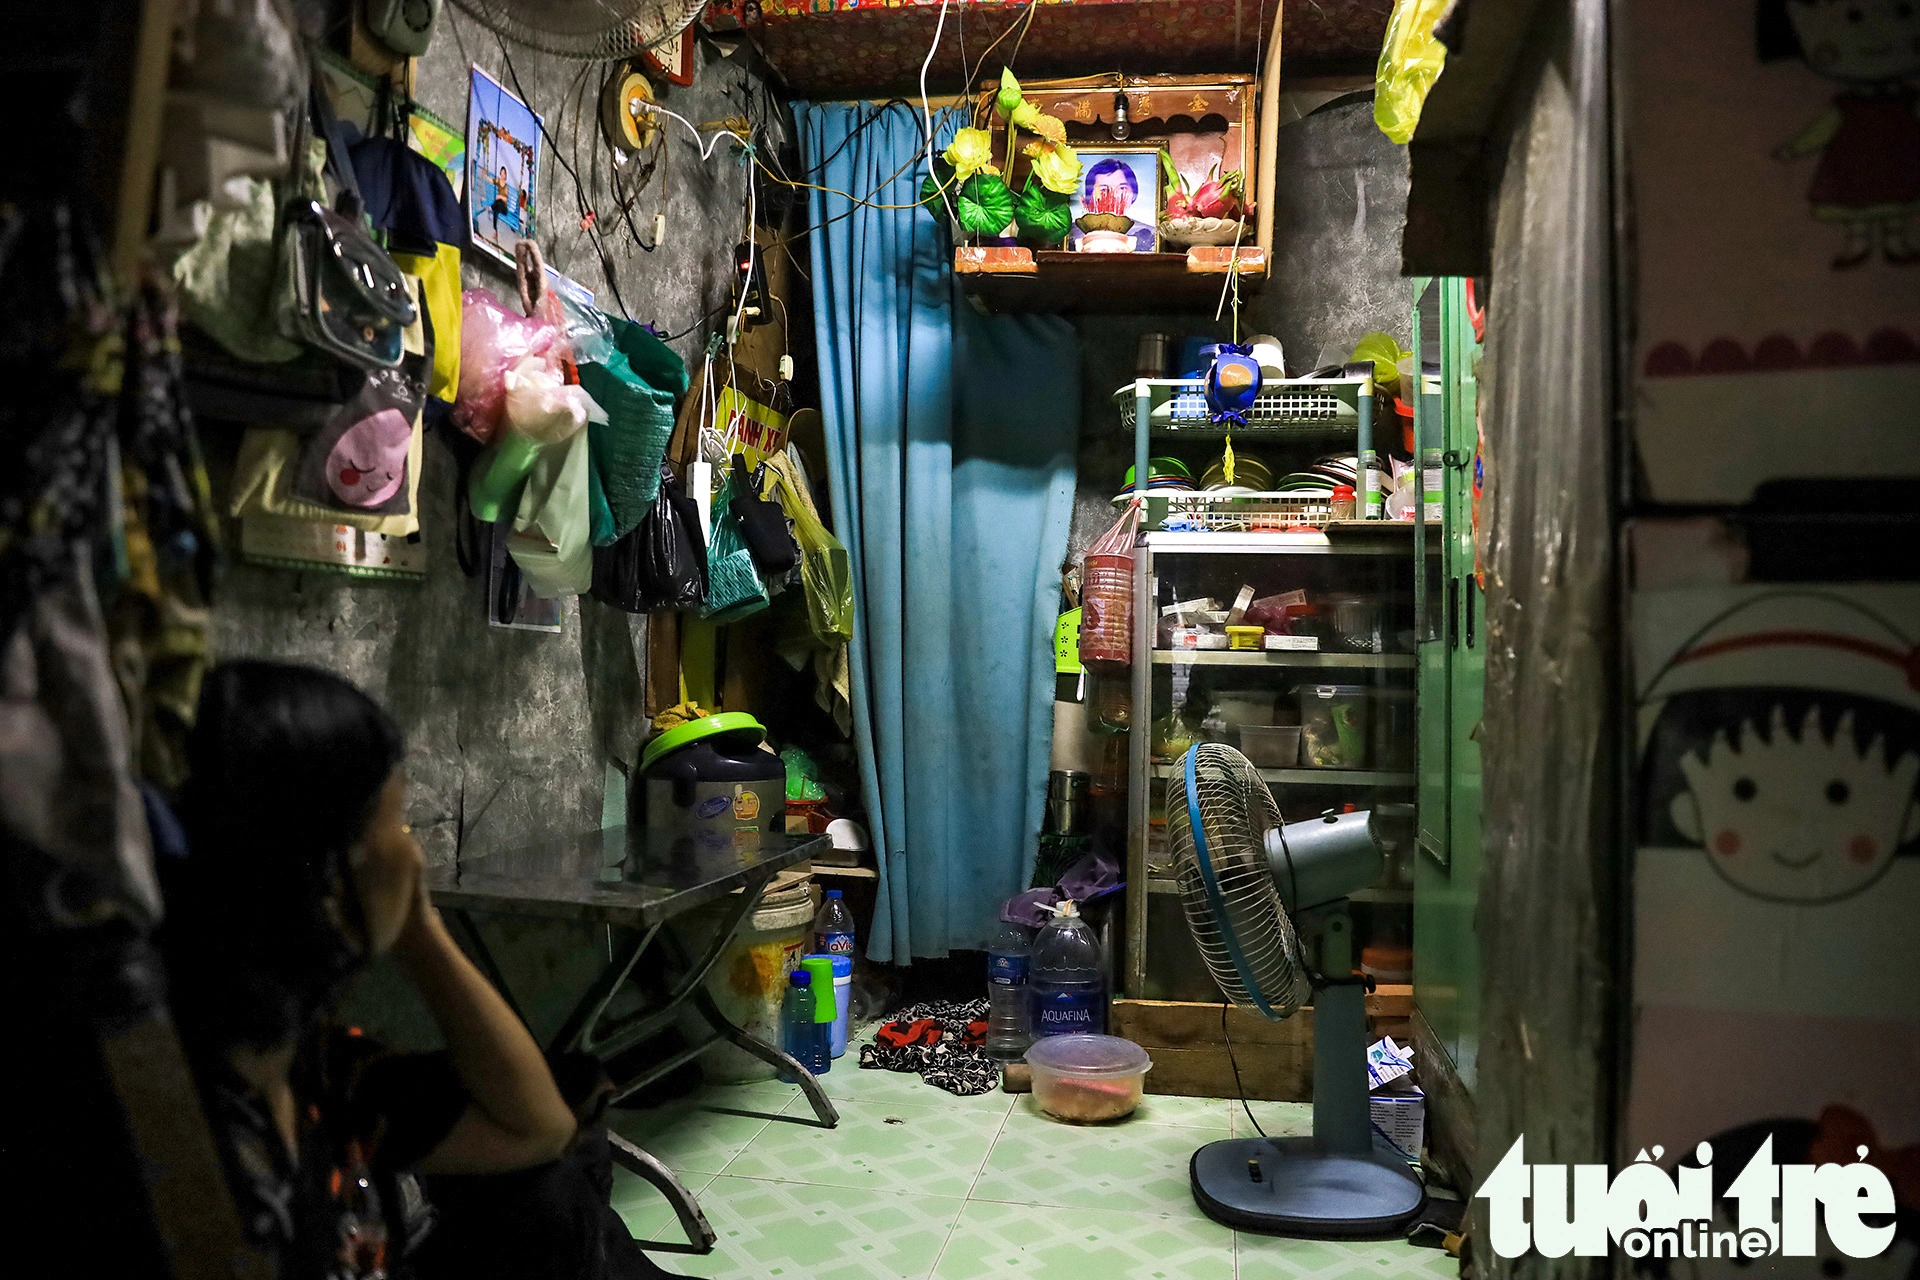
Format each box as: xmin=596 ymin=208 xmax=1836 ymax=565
xmin=1410 ymin=1003 xmax=1478 ymax=1191
xmin=1113 ymin=989 xmax=1413 ymax=1102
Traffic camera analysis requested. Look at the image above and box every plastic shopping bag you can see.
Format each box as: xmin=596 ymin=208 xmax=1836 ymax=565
xmin=769 ymin=465 xmax=853 ymax=647
xmin=1078 ymin=499 xmax=1140 ymax=668
xmin=591 ymin=465 xmax=707 ymax=613
xmin=1374 ymin=0 xmax=1450 ymax=144
xmin=453 ymin=289 xmax=568 ymax=445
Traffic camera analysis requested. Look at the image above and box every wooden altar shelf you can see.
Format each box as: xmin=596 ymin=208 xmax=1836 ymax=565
xmin=954 ymin=245 xmax=1267 ymax=314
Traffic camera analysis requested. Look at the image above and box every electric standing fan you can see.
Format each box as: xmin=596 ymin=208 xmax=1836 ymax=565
xmin=1166 ymin=742 xmax=1425 ymax=1236
xmin=448 ymin=0 xmax=706 ymax=61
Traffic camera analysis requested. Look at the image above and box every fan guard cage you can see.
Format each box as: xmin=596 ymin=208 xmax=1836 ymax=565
xmin=449 ymin=0 xmax=705 ymax=63
xmin=1165 ymin=743 xmax=1310 ymax=1019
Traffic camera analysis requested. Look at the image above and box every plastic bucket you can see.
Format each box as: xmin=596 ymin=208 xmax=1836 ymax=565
xmin=679 ymin=875 xmax=817 ymax=1082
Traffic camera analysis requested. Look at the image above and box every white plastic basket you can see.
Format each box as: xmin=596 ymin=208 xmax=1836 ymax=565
xmin=1111 ymin=490 xmax=1333 ymax=532
xmin=1113 ymin=375 xmax=1373 ymax=438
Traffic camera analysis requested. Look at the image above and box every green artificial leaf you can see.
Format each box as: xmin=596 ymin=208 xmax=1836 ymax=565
xmin=997 ymin=68 xmax=1024 ymax=119
xmin=1013 ymin=178 xmax=1072 ymax=246
xmin=1023 ymin=139 xmax=1082 ymax=195
xmin=955 ymin=173 xmax=1015 ymax=237
xmin=919 ymin=157 xmax=956 ymax=214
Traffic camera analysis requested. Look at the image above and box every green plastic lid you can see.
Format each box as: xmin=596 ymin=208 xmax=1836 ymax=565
xmin=640 ymin=712 xmax=767 ymax=775
xmin=799 ymin=956 xmax=837 ymax=1022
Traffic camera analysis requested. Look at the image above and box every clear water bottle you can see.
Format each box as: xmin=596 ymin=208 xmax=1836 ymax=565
xmin=779 ymin=970 xmax=830 ymax=1081
xmin=813 ymin=888 xmax=856 ymax=958
xmin=1030 ymin=901 xmax=1108 ymax=1038
xmin=985 ymin=920 xmax=1033 ymax=1061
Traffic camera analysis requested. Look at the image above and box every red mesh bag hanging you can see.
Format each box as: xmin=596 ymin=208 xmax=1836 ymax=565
xmin=1078 ymin=499 xmax=1141 ymax=668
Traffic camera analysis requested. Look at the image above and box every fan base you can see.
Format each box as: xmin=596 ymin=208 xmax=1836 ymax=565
xmin=1190 ymin=1135 xmax=1425 ymax=1238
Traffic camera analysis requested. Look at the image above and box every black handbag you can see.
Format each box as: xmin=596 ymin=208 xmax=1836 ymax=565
xmin=727 ymin=454 xmax=799 ymax=577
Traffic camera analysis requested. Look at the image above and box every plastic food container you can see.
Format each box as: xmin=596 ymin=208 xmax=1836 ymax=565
xmin=1298 ymin=684 xmax=1371 ymax=768
xmin=1238 ymin=724 xmax=1302 ymax=768
xmin=1370 ymin=688 xmax=1415 ymax=770
xmin=1210 ymin=689 xmax=1276 ymax=728
xmin=1025 ymin=1034 xmax=1153 ymax=1123
xmin=1325 ymin=594 xmax=1388 ymax=654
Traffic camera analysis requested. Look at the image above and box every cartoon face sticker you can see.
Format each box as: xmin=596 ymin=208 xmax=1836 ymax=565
xmin=324 ymin=408 xmax=410 ymax=508
xmin=1781 ymin=0 xmax=1920 ymax=83
xmin=1670 ymin=705 xmax=1920 ymax=903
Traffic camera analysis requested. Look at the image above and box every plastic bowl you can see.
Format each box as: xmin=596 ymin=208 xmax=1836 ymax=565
xmin=1025 ymin=1034 xmax=1153 ymax=1123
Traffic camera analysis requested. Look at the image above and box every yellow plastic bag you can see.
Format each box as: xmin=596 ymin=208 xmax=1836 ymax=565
xmin=768 ymin=464 xmax=854 ymax=648
xmin=1374 ymin=0 xmax=1450 ymax=145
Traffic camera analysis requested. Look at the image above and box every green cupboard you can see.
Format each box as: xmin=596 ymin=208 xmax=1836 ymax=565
xmin=1409 ymin=278 xmax=1485 ymax=1175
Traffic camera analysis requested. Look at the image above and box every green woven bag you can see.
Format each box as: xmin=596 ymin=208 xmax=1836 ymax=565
xmin=577 ymin=319 xmax=689 ymax=544
xmin=700 ymin=474 xmax=769 ymax=623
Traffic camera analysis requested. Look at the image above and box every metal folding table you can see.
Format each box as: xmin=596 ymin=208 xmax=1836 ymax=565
xmin=426 ymin=825 xmax=840 ymax=1254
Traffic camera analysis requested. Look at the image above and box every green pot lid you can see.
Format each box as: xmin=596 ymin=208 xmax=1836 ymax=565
xmin=1122 ymin=457 xmax=1193 ymax=486
xmin=641 ymin=712 xmax=767 ymax=774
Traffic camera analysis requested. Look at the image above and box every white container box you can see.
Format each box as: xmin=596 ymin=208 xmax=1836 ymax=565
xmin=1370 ymin=1086 xmax=1425 ymax=1160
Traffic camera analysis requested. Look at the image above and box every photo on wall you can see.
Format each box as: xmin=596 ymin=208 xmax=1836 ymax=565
xmin=1068 ymin=147 xmax=1160 ymax=253
xmin=465 ymin=65 xmax=542 ymax=269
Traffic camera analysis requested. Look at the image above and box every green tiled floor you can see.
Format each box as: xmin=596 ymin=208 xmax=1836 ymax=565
xmin=608 ymin=1042 xmax=1456 ymax=1280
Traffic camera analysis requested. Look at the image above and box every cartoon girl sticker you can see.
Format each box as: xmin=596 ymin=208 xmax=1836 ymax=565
xmin=1758 ymin=0 xmax=1920 ymax=269
xmin=1637 ymin=592 xmax=1920 ymax=904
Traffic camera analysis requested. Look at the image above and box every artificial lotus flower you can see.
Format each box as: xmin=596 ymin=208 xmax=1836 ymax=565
xmin=997 ymin=68 xmax=1024 ymax=119
xmin=943 ymin=128 xmax=999 ymax=181
xmin=1022 ymin=138 xmax=1082 ymax=195
xmin=1011 ymin=101 xmax=1067 ymax=143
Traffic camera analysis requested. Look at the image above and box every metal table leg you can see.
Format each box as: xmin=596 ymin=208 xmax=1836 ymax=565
xmin=606 ymin=1132 xmax=717 ymax=1255
xmin=686 ymin=983 xmax=838 ymax=1128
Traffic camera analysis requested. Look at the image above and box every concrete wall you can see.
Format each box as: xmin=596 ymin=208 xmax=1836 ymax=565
xmin=207 ymin=17 xmax=777 ymax=1044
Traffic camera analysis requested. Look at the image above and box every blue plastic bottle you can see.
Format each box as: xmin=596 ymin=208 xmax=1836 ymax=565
xmin=813 ymin=888 xmax=855 ymax=959
xmin=985 ymin=920 xmax=1033 ymax=1061
xmin=1029 ymin=901 xmax=1108 ymax=1038
xmin=779 ymin=970 xmax=830 ymax=1081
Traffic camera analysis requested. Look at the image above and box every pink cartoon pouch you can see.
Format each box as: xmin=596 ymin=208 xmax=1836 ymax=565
xmin=294 ymin=363 xmax=426 ymax=515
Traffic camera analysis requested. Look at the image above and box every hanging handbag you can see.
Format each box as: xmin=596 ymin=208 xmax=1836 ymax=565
xmin=700 ymin=471 xmax=771 ymax=623
xmin=727 ymin=453 xmax=799 ymax=576
xmin=280 ymin=81 xmax=416 ymax=370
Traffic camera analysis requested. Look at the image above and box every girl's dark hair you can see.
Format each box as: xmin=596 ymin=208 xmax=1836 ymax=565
xmin=1756 ymin=0 xmax=1805 ymax=61
xmin=1636 ymin=686 xmax=1920 ymax=852
xmin=162 ymin=661 xmax=406 ymax=1050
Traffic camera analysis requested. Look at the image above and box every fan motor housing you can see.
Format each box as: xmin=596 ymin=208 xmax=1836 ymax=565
xmin=1266 ymin=810 xmax=1382 ymax=913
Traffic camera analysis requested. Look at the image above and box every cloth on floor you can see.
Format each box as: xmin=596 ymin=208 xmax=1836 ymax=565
xmin=1001 ymin=850 xmax=1122 ymax=928
xmin=858 ymin=999 xmax=996 ymax=1096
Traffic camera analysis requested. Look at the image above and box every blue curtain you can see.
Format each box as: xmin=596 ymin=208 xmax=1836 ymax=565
xmin=798 ymin=102 xmax=1079 ymax=962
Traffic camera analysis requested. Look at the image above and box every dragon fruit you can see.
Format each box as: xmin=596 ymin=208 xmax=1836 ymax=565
xmin=1166 ymin=191 xmax=1191 ymax=220
xmin=1189 ymin=170 xmax=1244 ymax=220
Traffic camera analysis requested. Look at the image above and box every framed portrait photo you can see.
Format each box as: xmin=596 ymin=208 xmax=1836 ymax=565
xmin=1068 ymin=147 xmax=1161 ymax=253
